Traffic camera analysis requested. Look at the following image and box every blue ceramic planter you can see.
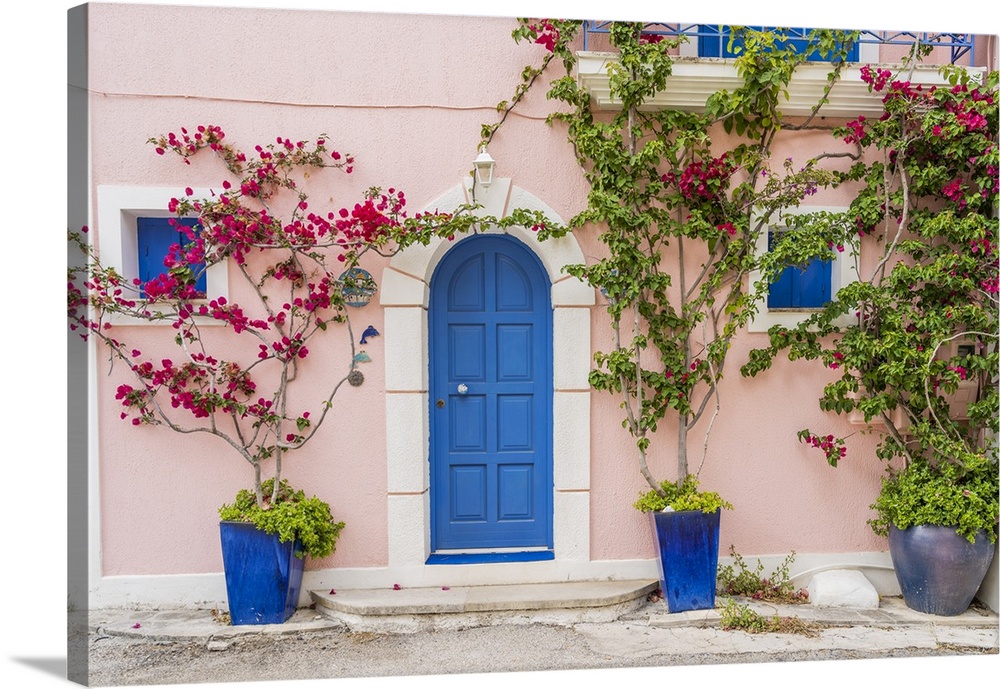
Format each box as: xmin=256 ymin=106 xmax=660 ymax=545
xmin=889 ymin=525 xmax=995 ymax=616
xmin=651 ymin=509 xmax=721 ymax=613
xmin=219 ymin=521 xmax=304 ymax=625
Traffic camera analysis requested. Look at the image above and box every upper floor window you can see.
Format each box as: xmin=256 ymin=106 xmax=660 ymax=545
xmin=697 ymin=26 xmax=860 ymax=62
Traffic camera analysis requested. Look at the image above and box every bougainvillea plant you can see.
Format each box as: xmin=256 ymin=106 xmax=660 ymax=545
xmin=491 ymin=21 xmax=856 ymax=511
xmin=68 ymin=125 xmax=558 ymax=554
xmin=742 ymin=63 xmax=999 ymax=543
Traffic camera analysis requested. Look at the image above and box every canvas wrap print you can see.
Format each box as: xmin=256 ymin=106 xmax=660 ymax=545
xmin=66 ymin=3 xmax=1000 ymax=687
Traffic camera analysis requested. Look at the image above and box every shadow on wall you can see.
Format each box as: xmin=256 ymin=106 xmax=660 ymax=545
xmin=979 ymin=542 xmax=999 ymax=612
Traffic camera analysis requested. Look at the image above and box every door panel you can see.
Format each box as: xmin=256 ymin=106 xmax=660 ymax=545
xmin=430 ymin=235 xmax=552 ymax=552
xmin=496 ymin=325 xmax=533 ymax=380
xmin=449 ymin=325 xmax=486 ymax=381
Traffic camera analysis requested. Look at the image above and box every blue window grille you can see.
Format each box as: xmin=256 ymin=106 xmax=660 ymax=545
xmin=697 ymin=26 xmax=859 ymax=61
xmin=580 ymin=22 xmax=975 ymax=64
xmin=137 ymin=216 xmax=207 ymax=296
xmin=767 ymin=231 xmax=831 ymax=309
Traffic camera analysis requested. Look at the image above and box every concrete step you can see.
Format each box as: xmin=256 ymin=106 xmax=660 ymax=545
xmin=309 ymin=579 xmax=659 ymax=633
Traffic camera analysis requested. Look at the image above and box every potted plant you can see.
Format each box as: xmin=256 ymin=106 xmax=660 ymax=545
xmin=68 ymin=125 xmax=548 ymax=623
xmin=496 ymin=21 xmax=854 ymax=611
xmin=217 ymin=479 xmax=344 ymax=625
xmin=743 ymin=63 xmax=999 ymax=615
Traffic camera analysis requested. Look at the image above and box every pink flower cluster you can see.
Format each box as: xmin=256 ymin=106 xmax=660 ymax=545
xmin=947 ymin=365 xmax=968 ymax=381
xmin=842 ymin=116 xmax=867 ymax=145
xmin=196 ymin=296 xmax=268 ymax=334
xmin=265 ymin=333 xmax=309 ymax=362
xmin=663 ymin=154 xmax=735 ymax=201
xmin=528 ymin=20 xmax=559 ymax=51
xmin=941 ymin=179 xmax=966 ymax=208
xmin=860 ymin=65 xmax=892 ymax=92
xmin=802 ymin=433 xmax=847 ymax=463
xmin=115 ymin=383 xmax=151 ymax=425
xmin=881 ymin=80 xmax=930 ymax=107
xmin=142 ymin=273 xmax=186 ymax=301
xmin=332 ymin=189 xmax=408 ymax=256
xmin=154 ymin=125 xmax=228 ymax=164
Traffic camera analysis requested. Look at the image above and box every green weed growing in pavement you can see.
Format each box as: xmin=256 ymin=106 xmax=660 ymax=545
xmin=719 ymin=598 xmax=819 ymax=636
xmin=717 ymin=546 xmax=809 ymax=603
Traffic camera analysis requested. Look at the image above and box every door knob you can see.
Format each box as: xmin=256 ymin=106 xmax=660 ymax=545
xmin=457 ymin=383 xmax=469 ymax=395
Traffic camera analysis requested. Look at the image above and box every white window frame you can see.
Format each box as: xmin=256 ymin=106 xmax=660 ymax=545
xmin=748 ymin=205 xmax=859 ymax=333
xmin=96 ymin=185 xmax=229 ymax=325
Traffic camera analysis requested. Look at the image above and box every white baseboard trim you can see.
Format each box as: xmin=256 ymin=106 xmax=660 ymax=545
xmin=85 ymin=551 xmax=935 ymax=610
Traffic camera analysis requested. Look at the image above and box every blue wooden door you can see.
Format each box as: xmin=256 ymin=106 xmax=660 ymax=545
xmin=429 ymin=235 xmax=552 ymax=556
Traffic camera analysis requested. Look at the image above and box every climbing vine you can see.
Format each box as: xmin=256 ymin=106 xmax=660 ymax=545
xmin=487 ymin=21 xmax=857 ymax=505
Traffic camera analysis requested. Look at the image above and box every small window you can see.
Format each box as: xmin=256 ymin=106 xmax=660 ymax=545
xmin=748 ymin=206 xmax=858 ymax=333
xmin=766 ymin=231 xmax=832 ymax=309
xmin=97 ymin=186 xmax=228 ymax=326
xmin=137 ymin=217 xmax=207 ymax=297
xmin=697 ymin=26 xmax=859 ymax=62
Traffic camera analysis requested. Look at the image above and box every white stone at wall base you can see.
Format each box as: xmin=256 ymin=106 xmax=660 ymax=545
xmin=807 ymin=570 xmax=880 ymax=608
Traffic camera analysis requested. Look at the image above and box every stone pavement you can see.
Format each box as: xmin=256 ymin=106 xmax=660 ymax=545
xmin=87 ymin=584 xmax=999 ymax=659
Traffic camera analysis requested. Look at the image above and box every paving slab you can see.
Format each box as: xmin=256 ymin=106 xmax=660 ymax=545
xmin=574 ymin=622 xmax=998 ymax=659
xmin=90 ymin=607 xmax=337 ymax=642
xmin=634 ymin=595 xmax=999 ymax=629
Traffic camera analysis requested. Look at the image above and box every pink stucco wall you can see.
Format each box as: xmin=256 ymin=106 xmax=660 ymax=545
xmin=87 ymin=4 xmax=977 ymax=577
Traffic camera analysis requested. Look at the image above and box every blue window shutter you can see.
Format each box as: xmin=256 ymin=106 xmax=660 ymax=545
xmin=136 ymin=217 xmax=207 ymax=296
xmin=698 ymin=26 xmax=858 ymax=61
xmin=766 ymin=231 xmax=794 ymax=308
xmin=766 ymin=231 xmax=833 ymax=309
xmin=137 ymin=217 xmax=177 ymax=289
xmin=793 ymin=255 xmax=832 ymax=308
xmin=767 ymin=269 xmax=796 ymax=309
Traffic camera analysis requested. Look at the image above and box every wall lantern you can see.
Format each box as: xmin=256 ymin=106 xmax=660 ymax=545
xmin=473 ymin=145 xmax=496 ymax=188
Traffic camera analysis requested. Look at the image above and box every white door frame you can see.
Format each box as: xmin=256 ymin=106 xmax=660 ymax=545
xmin=379 ymin=179 xmax=597 ymax=586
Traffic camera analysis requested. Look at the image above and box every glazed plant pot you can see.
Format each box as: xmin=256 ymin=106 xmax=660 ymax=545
xmin=651 ymin=509 xmax=721 ymax=612
xmin=888 ymin=524 xmax=995 ymax=616
xmin=219 ymin=521 xmax=305 ymax=625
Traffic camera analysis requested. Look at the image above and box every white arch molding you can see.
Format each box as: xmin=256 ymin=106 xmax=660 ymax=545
xmin=379 ymin=178 xmax=597 ymax=586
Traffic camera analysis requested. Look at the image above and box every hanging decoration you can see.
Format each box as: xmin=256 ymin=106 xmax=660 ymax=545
xmin=339 ymin=267 xmax=378 ymax=308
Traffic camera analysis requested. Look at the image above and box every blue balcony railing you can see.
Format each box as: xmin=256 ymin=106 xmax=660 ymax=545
xmin=580 ymin=22 xmax=977 ymax=65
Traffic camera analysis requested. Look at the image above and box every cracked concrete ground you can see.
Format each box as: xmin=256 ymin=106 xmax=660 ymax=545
xmin=80 ymin=598 xmax=998 ymax=687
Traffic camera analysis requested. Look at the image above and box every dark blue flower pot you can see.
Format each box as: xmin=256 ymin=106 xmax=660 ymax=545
xmin=889 ymin=525 xmax=995 ymax=616
xmin=219 ymin=521 xmax=305 ymax=625
xmin=651 ymin=509 xmax=721 ymax=613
